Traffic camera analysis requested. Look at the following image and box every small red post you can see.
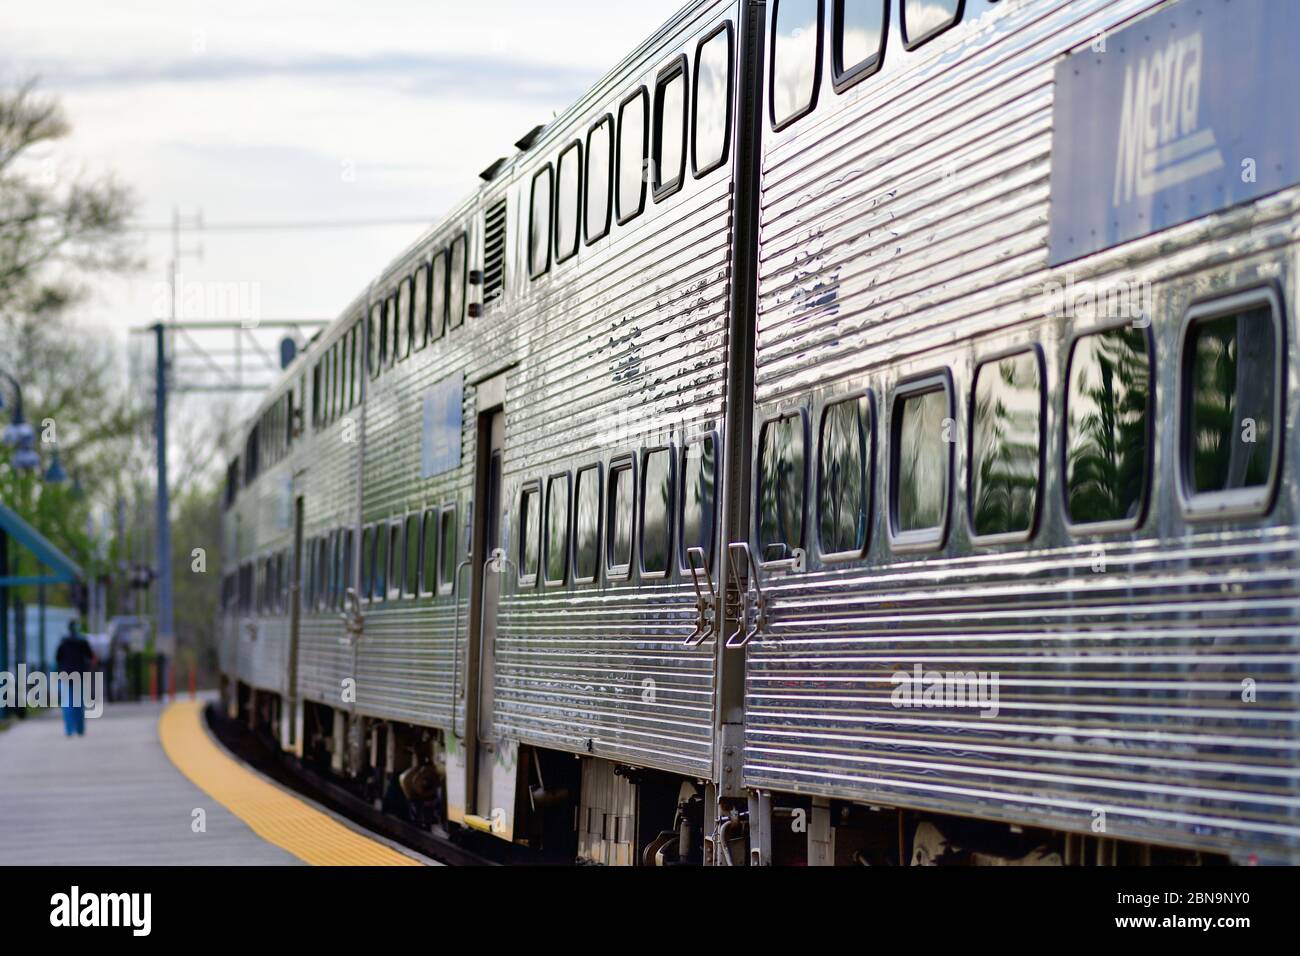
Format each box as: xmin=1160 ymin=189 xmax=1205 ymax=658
xmin=148 ymin=660 xmax=158 ymax=702
xmin=189 ymin=662 xmax=197 ymax=700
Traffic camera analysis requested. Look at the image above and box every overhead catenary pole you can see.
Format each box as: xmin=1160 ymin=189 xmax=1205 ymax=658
xmin=154 ymin=320 xmax=174 ymax=659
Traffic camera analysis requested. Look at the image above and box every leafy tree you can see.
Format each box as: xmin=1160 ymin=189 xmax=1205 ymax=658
xmin=0 ymin=78 xmax=140 ymax=598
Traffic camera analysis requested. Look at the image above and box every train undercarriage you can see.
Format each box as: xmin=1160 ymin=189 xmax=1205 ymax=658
xmin=224 ymin=678 xmax=1226 ymax=867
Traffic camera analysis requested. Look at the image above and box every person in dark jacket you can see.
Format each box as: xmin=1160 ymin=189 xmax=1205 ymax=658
xmin=54 ymin=622 xmax=96 ymax=737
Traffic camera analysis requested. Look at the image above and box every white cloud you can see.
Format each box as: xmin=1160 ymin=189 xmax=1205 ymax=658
xmin=1 ymin=0 xmax=685 ymax=344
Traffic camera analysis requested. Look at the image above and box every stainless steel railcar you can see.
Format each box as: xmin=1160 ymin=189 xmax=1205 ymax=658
xmin=221 ymin=0 xmax=1300 ymax=864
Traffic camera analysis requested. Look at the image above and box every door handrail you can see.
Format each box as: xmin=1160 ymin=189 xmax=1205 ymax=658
xmin=449 ymin=558 xmax=474 ymax=739
xmin=683 ymin=546 xmax=717 ymax=647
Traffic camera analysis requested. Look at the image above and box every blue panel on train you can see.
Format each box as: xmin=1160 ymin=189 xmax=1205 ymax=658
xmin=421 ymin=373 xmax=464 ymax=479
xmin=1048 ymin=0 xmax=1300 ymax=266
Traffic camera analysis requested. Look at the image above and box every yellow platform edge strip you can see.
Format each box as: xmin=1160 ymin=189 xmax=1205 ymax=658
xmin=158 ymin=700 xmax=421 ymax=867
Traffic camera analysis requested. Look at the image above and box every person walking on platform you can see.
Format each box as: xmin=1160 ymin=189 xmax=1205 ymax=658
xmin=54 ymin=621 xmax=96 ymax=737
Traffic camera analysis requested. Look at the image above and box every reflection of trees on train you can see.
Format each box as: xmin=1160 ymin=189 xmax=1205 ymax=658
xmin=819 ymin=398 xmax=869 ymax=554
xmin=1066 ymin=327 xmax=1149 ymax=524
xmin=771 ymin=0 xmax=818 ymax=124
xmin=546 ymin=476 xmax=570 ymax=582
xmin=643 ymin=451 xmax=672 ymax=573
xmin=1189 ymin=311 xmax=1274 ymax=493
xmin=897 ymin=389 xmax=947 ymax=532
xmin=905 ymin=0 xmax=962 ymax=40
xmin=972 ymin=355 xmax=1039 ymax=536
xmin=574 ymin=470 xmax=600 ymax=580
xmin=759 ymin=418 xmax=805 ymax=561
xmin=682 ymin=438 xmax=716 ymax=562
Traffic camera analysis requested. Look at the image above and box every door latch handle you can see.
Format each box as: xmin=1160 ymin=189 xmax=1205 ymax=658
xmin=683 ymin=546 xmax=717 ymax=647
xmin=725 ymin=542 xmax=769 ymax=649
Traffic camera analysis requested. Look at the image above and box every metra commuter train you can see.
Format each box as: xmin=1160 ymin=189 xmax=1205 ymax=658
xmin=220 ymin=0 xmax=1300 ymax=864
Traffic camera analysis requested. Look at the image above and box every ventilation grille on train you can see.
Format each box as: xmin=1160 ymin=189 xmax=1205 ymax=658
xmin=482 ymin=200 xmax=507 ymax=307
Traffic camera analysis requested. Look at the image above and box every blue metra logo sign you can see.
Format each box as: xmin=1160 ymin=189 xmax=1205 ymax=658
xmin=1048 ymin=0 xmax=1300 ymax=266
xmin=421 ymin=372 xmax=464 ymax=479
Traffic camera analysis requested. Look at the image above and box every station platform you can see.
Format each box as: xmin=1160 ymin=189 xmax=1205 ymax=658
xmin=0 ymin=697 xmax=427 ymax=866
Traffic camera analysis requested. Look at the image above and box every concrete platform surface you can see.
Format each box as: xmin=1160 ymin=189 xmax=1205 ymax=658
xmin=0 ymin=700 xmax=301 ymax=865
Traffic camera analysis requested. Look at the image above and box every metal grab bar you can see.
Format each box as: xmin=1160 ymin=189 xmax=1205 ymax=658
xmin=725 ymin=542 xmax=769 ymax=649
xmin=449 ymin=559 xmax=473 ymax=739
xmin=683 ymin=546 xmax=717 ymax=647
xmin=338 ymin=588 xmax=364 ymax=646
xmin=450 ymin=548 xmax=515 ymax=739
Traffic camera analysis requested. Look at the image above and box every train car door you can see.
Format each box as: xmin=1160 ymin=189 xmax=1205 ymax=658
xmin=448 ymin=386 xmax=524 ymax=841
xmin=474 ymin=413 xmax=507 ymax=820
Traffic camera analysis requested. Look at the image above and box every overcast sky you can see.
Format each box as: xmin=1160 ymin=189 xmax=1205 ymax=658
xmin=2 ymin=0 xmax=684 ymax=347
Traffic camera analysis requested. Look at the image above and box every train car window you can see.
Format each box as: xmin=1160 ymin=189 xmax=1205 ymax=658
xmin=372 ymin=524 xmax=389 ymax=603
xmin=360 ymin=526 xmax=373 ymax=601
xmin=387 ymin=522 xmax=403 ymax=601
xmin=327 ymin=347 xmax=337 ymax=424
xmin=397 ymin=277 xmax=413 ymax=361
xmin=520 ymin=483 xmax=542 ymax=585
xmin=693 ymin=22 xmax=734 ymax=178
xmin=1180 ymin=291 xmax=1282 ymax=515
xmin=339 ymin=335 xmax=348 ymax=414
xmin=282 ymin=551 xmax=291 ymax=612
xmin=311 ymin=364 xmax=320 ymax=429
xmin=439 ymin=506 xmax=457 ymax=594
xmin=412 ymin=264 xmax=429 ymax=352
xmin=616 ymin=87 xmax=649 ymax=225
xmin=574 ymin=465 xmax=602 ymax=583
xmin=329 ymin=534 xmax=340 ymax=609
xmin=419 ymin=510 xmax=438 ymax=596
xmin=818 ymin=395 xmax=872 ymax=559
xmin=901 ymin=0 xmax=961 ymax=49
xmin=430 ymin=249 xmax=448 ymax=343
xmin=680 ymin=435 xmax=717 ymax=569
xmin=890 ymin=374 xmax=952 ymax=548
xmin=652 ymin=58 xmax=688 ymax=201
xmin=971 ymin=350 xmax=1042 ymax=540
xmin=336 ymin=335 xmax=347 ymax=416
xmin=585 ymin=116 xmax=614 ymax=244
xmin=1064 ymin=326 xmax=1151 ymax=529
xmin=449 ymin=234 xmax=467 ymax=329
xmin=544 ymin=474 xmax=571 ymax=586
xmin=332 ymin=532 xmax=344 ymax=610
xmin=376 ymin=297 xmax=389 ymax=369
xmin=404 ymin=514 xmax=420 ymax=597
xmin=317 ymin=536 xmax=331 ymax=612
xmin=350 ymin=321 xmax=361 ymax=409
xmin=368 ymin=303 xmax=381 ymax=380
xmin=832 ymin=0 xmax=887 ymax=92
xmin=771 ymin=0 xmax=822 ymax=131
xmin=757 ymin=413 xmax=807 ymax=563
xmin=320 ymin=536 xmax=332 ymax=611
xmin=529 ymin=165 xmax=554 ymax=279
xmin=556 ymin=142 xmax=582 ymax=263
xmin=340 ymin=531 xmax=353 ymax=606
xmin=641 ymin=448 xmax=674 ymax=577
xmin=301 ymin=544 xmax=311 ymax=612
xmin=387 ymin=292 xmax=401 ymax=366
xmin=319 ymin=352 xmax=329 ymax=427
xmin=607 ymin=457 xmax=636 ymax=579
